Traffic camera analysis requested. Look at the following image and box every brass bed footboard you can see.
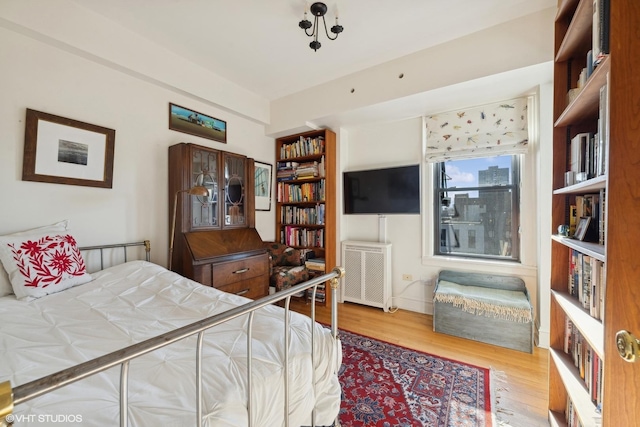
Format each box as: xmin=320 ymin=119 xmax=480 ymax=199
xmin=0 ymin=240 xmax=344 ymax=427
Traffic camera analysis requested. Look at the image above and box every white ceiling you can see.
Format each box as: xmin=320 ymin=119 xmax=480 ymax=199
xmin=73 ymin=0 xmax=556 ymax=103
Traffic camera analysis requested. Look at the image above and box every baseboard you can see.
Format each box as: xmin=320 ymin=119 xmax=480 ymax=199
xmin=391 ymin=297 xmax=433 ymax=315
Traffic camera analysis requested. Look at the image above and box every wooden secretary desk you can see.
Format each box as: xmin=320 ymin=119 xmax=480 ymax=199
xmin=168 ymin=143 xmax=269 ymax=299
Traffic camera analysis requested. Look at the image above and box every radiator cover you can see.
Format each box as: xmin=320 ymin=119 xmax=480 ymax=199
xmin=341 ymin=241 xmax=392 ymax=312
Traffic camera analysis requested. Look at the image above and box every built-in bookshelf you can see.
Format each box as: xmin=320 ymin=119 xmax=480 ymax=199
xmin=549 ymin=1 xmax=640 ymax=426
xmin=275 ymin=129 xmax=336 ymax=306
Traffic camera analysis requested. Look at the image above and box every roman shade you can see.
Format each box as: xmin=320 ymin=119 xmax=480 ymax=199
xmin=424 ymin=97 xmax=530 ymax=162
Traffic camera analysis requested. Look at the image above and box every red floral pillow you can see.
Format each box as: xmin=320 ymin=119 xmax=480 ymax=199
xmin=0 ymin=223 xmax=92 ymax=300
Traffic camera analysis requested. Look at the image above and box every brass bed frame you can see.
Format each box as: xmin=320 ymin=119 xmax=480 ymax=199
xmin=0 ymin=241 xmax=344 ymax=427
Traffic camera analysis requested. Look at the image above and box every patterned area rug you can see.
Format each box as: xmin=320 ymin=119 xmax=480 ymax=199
xmin=338 ymin=329 xmax=492 ymax=427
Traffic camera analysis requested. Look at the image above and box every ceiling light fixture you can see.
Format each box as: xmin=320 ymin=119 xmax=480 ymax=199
xmin=299 ymin=2 xmax=343 ymax=51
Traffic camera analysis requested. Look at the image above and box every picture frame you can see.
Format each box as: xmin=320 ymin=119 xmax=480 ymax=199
xmin=254 ymin=161 xmax=272 ymax=211
xmin=22 ymin=109 xmax=116 ymax=188
xmin=168 ymin=103 xmax=227 ymax=143
xmin=574 ymin=216 xmax=591 ymax=241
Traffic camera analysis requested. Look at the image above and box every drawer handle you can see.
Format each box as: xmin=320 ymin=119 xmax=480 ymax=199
xmin=236 ymin=289 xmax=250 ymax=296
xmin=233 ymin=268 xmax=250 ymax=274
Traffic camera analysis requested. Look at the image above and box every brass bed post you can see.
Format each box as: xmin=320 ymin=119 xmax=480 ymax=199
xmin=330 ymin=267 xmax=345 ymax=340
xmin=0 ymin=381 xmax=13 ymax=423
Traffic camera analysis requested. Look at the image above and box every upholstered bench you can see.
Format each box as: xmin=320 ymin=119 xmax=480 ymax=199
xmin=433 ymin=270 xmax=534 ymax=353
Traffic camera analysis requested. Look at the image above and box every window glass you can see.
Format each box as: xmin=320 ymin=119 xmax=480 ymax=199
xmin=434 ymin=155 xmax=520 ymax=261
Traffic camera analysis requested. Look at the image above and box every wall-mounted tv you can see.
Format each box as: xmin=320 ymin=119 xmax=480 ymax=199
xmin=343 ymin=164 xmax=420 ymax=215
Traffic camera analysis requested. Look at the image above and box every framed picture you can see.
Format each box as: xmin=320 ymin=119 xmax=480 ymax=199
xmin=168 ymin=103 xmax=227 ymax=143
xmin=574 ymin=216 xmax=591 ymax=241
xmin=22 ymin=109 xmax=116 ymax=188
xmin=254 ymin=161 xmax=272 ymax=211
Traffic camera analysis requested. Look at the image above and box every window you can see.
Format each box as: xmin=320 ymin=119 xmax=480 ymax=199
xmin=434 ymin=155 xmax=520 ymax=261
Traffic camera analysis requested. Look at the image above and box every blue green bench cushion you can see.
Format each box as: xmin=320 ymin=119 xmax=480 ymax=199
xmin=433 ymin=270 xmax=534 ymax=353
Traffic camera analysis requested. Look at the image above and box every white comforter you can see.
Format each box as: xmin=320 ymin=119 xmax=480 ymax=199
xmin=0 ymin=261 xmax=341 ymax=426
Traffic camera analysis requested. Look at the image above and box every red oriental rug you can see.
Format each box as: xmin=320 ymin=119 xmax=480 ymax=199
xmin=337 ymin=329 xmax=492 ymax=427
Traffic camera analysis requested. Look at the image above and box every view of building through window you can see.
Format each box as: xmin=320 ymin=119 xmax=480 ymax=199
xmin=435 ymin=155 xmax=520 ymax=260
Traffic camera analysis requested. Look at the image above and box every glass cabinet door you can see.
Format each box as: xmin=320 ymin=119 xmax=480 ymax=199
xmin=224 ymin=153 xmax=245 ymax=226
xmin=191 ymin=148 xmax=219 ymax=228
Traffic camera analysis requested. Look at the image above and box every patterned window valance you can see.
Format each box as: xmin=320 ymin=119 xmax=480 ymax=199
xmin=424 ymin=97 xmax=530 ymax=162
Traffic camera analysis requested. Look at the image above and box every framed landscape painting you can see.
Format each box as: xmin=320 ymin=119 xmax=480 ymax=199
xmin=168 ymin=103 xmax=227 ymax=143
xmin=22 ymin=109 xmax=116 ymax=188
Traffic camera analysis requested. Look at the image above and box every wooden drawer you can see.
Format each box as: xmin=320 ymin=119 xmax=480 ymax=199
xmin=211 ymin=253 xmax=268 ymax=287
xmin=216 ymin=276 xmax=268 ymax=300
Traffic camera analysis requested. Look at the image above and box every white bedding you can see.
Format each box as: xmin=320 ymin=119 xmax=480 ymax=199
xmin=0 ymin=261 xmax=341 ymax=426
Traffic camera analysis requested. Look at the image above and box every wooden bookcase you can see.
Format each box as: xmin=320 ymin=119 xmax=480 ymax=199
xmin=274 ymin=129 xmax=336 ymax=306
xmin=549 ymin=1 xmax=640 ymax=425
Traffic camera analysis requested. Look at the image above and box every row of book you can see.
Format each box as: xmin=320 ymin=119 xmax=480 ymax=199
xmin=277 ymin=181 xmax=325 ymax=203
xmin=564 ymin=318 xmax=604 ymax=408
xmin=276 ymin=157 xmax=325 ymax=181
xmin=566 ymin=73 xmax=608 ymax=186
xmin=279 ymin=136 xmax=325 ymax=160
xmin=569 ymin=190 xmax=605 ymax=245
xmin=565 ymin=395 xmax=600 ymax=427
xmin=568 ymin=129 xmax=606 ymax=182
xmin=305 ymin=259 xmax=327 ymax=303
xmin=280 ymin=226 xmax=324 ymax=248
xmin=568 ymin=248 xmax=606 ymax=321
xmin=280 ymin=204 xmax=325 ymax=226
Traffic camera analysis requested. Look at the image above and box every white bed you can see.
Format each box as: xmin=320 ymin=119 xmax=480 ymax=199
xmin=0 ymin=260 xmax=342 ymax=426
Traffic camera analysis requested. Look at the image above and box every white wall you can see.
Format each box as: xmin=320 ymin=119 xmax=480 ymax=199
xmin=0 ymin=28 xmax=275 ymax=266
xmin=338 ymin=89 xmax=553 ymax=347
xmin=340 ymin=119 xmax=432 ymax=313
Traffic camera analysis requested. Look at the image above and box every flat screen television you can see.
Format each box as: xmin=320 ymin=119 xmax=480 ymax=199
xmin=343 ymin=165 xmax=420 ymax=214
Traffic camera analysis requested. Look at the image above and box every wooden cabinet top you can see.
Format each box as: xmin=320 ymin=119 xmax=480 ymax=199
xmin=184 ymin=228 xmax=265 ymax=264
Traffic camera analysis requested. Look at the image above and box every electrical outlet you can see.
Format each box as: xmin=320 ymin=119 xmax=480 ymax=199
xmin=402 ymin=274 xmax=412 ymax=281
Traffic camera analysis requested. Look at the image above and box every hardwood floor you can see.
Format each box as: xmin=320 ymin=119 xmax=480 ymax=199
xmin=292 ymin=300 xmax=550 ymax=426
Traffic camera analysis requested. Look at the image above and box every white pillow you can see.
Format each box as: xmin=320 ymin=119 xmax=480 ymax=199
xmin=0 ymin=221 xmax=92 ymax=300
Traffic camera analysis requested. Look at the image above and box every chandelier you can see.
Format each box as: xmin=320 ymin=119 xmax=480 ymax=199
xmin=298 ymin=2 xmax=343 ymax=51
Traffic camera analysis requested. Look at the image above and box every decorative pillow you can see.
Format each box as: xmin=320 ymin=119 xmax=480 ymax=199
xmin=0 ymin=221 xmax=70 ymax=297
xmin=0 ymin=221 xmax=92 ymax=300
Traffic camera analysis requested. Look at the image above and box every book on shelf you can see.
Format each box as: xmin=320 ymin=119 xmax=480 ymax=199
xmin=570 ymin=133 xmax=590 ymax=176
xmin=598 ymin=189 xmax=606 ymax=245
xmin=279 ymin=136 xmax=325 ymax=159
xmin=597 ymin=81 xmax=609 ymax=177
xmin=564 ymin=321 xmax=604 ymax=403
xmin=305 ymin=258 xmax=325 ymax=271
xmin=569 ymin=204 xmax=577 ymax=236
xmin=567 ymin=249 xmax=605 ymax=321
xmin=592 ymin=0 xmax=610 ymax=66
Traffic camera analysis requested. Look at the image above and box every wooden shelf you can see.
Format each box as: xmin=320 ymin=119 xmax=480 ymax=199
xmin=555 ymin=55 xmax=610 ymax=127
xmin=552 ymin=290 xmax=604 ymax=358
xmin=275 ymin=129 xmax=336 ymax=307
xmin=551 ymin=235 xmax=605 ymax=261
xmin=551 ymin=2 xmax=640 ymax=425
xmin=556 ymin=0 xmax=580 ymax=21
xmin=549 ymin=410 xmax=566 ymax=427
xmin=555 ymin=0 xmax=592 ymax=62
xmin=550 ymin=349 xmax=602 ymax=427
xmin=553 ymin=175 xmax=606 ymax=195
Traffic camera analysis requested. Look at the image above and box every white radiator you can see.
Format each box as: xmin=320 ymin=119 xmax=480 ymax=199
xmin=341 ymin=241 xmax=392 ymax=312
